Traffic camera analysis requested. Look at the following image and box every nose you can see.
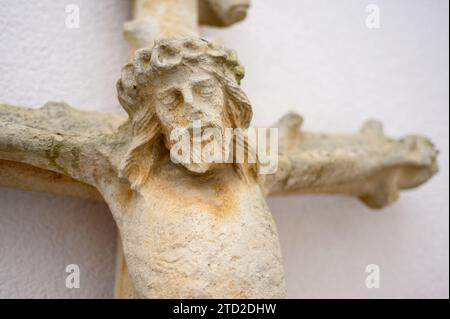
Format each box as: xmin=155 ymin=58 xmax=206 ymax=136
xmin=190 ymin=106 xmax=203 ymax=120
xmin=182 ymin=89 xmax=203 ymax=120
xmin=182 ymin=88 xmax=194 ymax=107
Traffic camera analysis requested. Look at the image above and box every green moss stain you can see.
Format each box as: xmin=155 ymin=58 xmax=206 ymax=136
xmin=45 ymin=138 xmax=68 ymax=175
xmin=71 ymin=147 xmax=80 ymax=170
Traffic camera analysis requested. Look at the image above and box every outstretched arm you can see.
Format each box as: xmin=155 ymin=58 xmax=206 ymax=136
xmin=260 ymin=112 xmax=439 ymax=208
xmin=0 ymin=102 xmax=126 ymax=190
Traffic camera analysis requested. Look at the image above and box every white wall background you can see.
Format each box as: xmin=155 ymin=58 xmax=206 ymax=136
xmin=0 ymin=0 xmax=448 ymax=298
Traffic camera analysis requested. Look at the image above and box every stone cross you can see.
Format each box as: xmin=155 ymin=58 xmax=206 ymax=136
xmin=0 ymin=0 xmax=438 ymax=298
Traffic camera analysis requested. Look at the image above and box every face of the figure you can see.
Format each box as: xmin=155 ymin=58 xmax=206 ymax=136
xmin=154 ymin=67 xmax=227 ymax=173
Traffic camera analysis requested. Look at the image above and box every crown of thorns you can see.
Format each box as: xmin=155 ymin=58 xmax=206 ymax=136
xmin=133 ymin=37 xmax=245 ymax=85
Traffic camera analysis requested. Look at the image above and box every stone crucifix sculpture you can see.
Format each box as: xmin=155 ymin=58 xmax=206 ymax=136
xmin=0 ymin=0 xmax=439 ymax=298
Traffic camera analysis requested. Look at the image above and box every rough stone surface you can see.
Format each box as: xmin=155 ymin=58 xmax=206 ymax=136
xmin=0 ymin=39 xmax=438 ymax=296
xmin=1 ymin=0 xmax=448 ymax=300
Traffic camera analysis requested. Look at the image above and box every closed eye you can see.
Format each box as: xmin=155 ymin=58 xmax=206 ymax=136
xmin=160 ymin=91 xmax=182 ymax=108
xmin=197 ymin=85 xmax=216 ymax=96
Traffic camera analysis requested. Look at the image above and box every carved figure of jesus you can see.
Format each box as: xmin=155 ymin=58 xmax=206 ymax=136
xmin=0 ymin=36 xmax=438 ymax=298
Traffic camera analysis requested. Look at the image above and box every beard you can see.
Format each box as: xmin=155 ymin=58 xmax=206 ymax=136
xmin=168 ymin=120 xmax=229 ymax=174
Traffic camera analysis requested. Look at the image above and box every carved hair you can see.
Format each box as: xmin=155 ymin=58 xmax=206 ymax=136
xmin=117 ymin=37 xmax=254 ymax=189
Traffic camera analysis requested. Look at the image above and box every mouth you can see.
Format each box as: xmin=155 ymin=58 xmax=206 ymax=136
xmin=186 ymin=120 xmax=223 ymax=133
xmin=185 ymin=121 xmax=223 ymax=144
xmin=168 ymin=122 xmax=225 ymax=171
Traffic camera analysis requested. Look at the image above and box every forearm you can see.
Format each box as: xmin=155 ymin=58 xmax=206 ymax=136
xmin=0 ymin=159 xmax=103 ymax=201
xmin=0 ymin=102 xmax=125 ymax=186
xmin=261 ymin=113 xmax=439 ymax=208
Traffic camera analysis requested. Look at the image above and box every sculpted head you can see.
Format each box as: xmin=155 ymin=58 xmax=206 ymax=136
xmin=117 ymin=37 xmax=254 ymax=189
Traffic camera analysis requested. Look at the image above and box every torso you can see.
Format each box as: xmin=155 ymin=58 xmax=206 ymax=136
xmin=103 ymin=156 xmax=286 ymax=298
